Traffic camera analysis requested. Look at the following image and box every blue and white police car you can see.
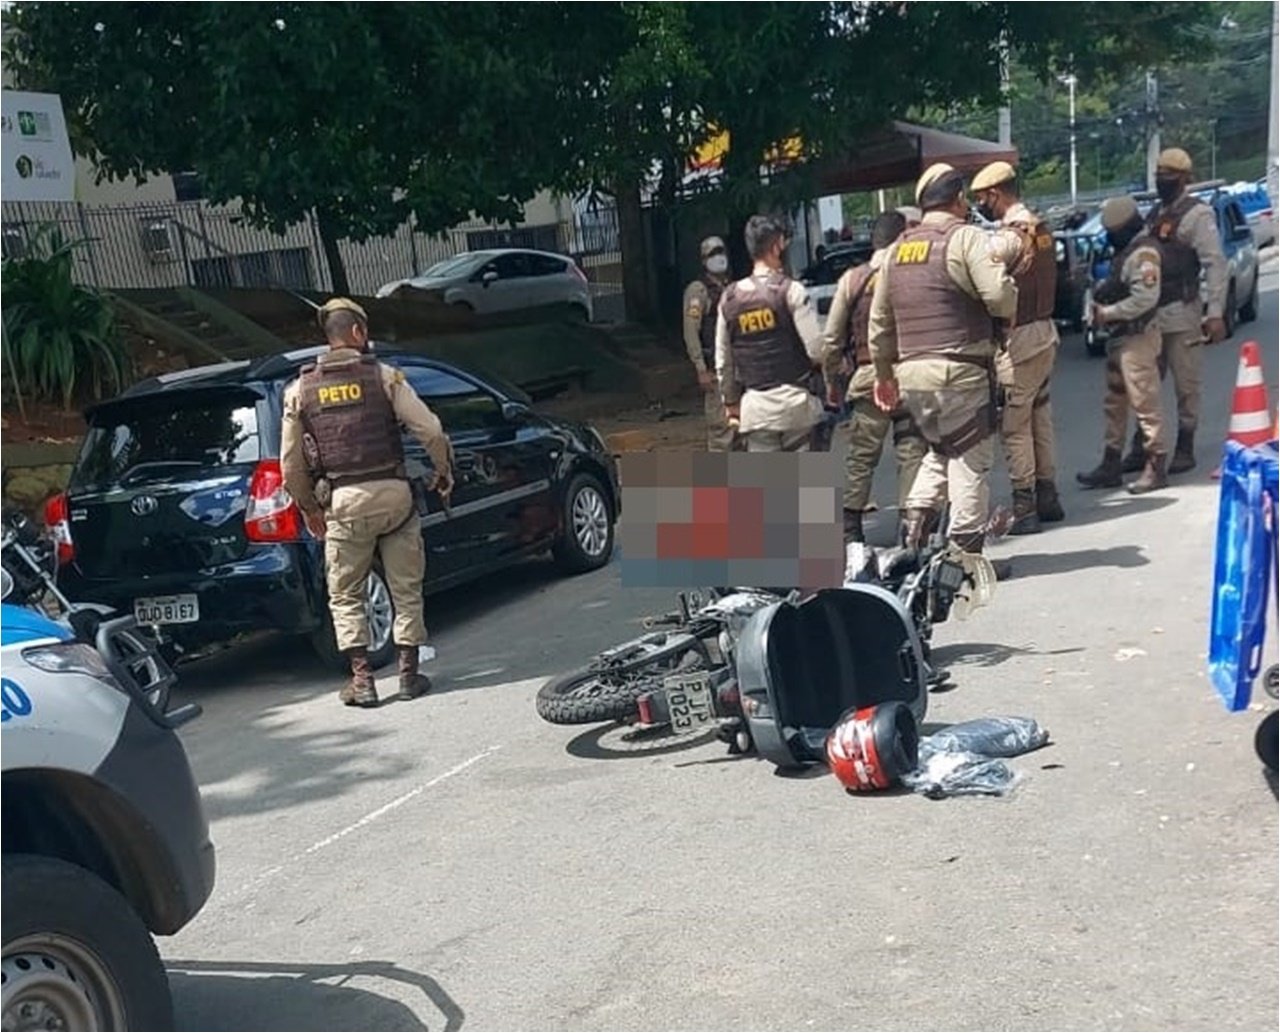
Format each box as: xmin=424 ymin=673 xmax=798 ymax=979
xmin=1 ymin=568 xmax=215 ymax=1030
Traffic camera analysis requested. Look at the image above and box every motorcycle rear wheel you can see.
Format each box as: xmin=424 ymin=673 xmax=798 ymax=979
xmin=536 ymin=635 xmax=712 ymax=725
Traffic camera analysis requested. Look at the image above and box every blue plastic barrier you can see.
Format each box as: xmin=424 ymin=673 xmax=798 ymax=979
xmin=1208 ymin=438 xmax=1280 ymax=711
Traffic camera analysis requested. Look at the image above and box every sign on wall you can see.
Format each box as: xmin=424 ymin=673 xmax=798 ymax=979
xmin=1 ymin=91 xmax=75 ymax=202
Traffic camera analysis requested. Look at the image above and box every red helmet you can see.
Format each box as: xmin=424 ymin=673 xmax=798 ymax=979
xmin=825 ymin=702 xmax=919 ymax=791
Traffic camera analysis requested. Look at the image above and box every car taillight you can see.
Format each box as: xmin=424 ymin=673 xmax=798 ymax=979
xmin=43 ymin=492 xmax=75 ymax=567
xmin=244 ymin=460 xmax=302 ymax=543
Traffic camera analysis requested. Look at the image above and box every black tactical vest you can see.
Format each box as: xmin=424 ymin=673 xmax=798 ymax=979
xmin=297 ymin=356 xmax=406 ymax=486
xmin=719 ymin=273 xmax=812 ymax=392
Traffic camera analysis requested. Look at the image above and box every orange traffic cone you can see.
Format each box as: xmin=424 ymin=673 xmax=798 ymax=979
xmin=1211 ymin=340 xmax=1272 ymax=478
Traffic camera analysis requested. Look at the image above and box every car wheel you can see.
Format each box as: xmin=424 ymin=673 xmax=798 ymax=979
xmin=2 ymin=854 xmax=174 ymax=1031
xmin=1223 ymin=283 xmax=1237 ymax=338
xmin=308 ymin=565 xmax=399 ymax=672
xmin=553 ymin=473 xmax=614 ymax=574
xmin=1240 ymin=275 xmax=1259 ymax=324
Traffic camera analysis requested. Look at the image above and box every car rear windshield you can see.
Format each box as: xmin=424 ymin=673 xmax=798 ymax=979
xmin=70 ymin=393 xmax=261 ymax=493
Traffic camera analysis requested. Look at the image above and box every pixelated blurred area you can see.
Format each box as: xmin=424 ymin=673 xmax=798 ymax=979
xmin=618 ymin=452 xmax=846 ymax=588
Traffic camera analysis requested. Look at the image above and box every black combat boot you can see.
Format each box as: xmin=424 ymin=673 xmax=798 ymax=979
xmin=1077 ymin=448 xmax=1123 ymax=489
xmin=1008 ymin=488 xmax=1041 ymax=536
xmin=398 ymin=645 xmax=432 ymax=700
xmin=1127 ymin=453 xmax=1169 ymax=495
xmin=1120 ymin=429 xmax=1146 ymax=474
xmin=339 ymin=647 xmax=379 ymax=708
xmin=1035 ymin=479 xmax=1065 ymax=523
xmin=842 ymin=508 xmax=865 ymax=544
xmin=1168 ymin=429 xmax=1196 ymax=475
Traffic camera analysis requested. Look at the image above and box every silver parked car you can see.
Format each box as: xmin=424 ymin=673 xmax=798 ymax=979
xmin=376 ymin=248 xmax=594 ymax=319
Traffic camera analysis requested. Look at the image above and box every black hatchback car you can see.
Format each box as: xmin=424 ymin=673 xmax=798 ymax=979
xmin=46 ymin=345 xmax=620 ymax=670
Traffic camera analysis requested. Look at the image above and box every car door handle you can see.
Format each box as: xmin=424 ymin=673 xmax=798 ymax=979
xmin=455 ymin=454 xmax=477 ymax=472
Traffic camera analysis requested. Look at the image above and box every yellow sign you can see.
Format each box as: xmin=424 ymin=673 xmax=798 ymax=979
xmin=690 ymin=127 xmax=806 ymax=172
xmin=896 ymin=240 xmax=932 ymax=265
xmin=318 ymin=382 xmax=364 ymax=405
xmin=737 ymin=308 xmax=777 ymax=334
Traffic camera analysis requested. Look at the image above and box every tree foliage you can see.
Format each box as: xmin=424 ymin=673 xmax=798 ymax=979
xmin=3 ymin=2 xmax=1226 ymax=300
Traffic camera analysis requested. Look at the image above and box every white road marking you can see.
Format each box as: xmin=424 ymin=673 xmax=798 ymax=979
xmin=455 ymin=667 xmax=506 ymax=681
xmin=214 ymin=746 xmax=502 ymax=909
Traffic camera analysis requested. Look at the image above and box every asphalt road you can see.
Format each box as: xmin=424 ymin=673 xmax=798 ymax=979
xmin=161 ymin=265 xmax=1279 ymax=1032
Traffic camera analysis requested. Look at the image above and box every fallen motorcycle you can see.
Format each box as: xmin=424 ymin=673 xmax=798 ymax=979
xmin=537 ymin=518 xmax=995 ymax=770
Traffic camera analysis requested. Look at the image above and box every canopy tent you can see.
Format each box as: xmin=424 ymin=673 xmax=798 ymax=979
xmin=684 ymin=120 xmax=1020 ymax=194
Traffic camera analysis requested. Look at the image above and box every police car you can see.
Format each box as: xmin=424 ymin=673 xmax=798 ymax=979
xmin=1 ymin=568 xmax=215 ymax=1029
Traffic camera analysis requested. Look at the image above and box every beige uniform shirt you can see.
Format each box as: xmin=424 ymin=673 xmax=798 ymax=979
xmin=715 ymin=271 xmax=824 ymax=434
xmin=682 ymin=278 xmax=727 ymax=374
xmin=1097 ymin=243 xmax=1162 ymax=328
xmin=1150 ymin=196 xmax=1228 ymax=334
xmin=820 ymin=247 xmax=889 ymax=381
xmin=867 ymin=211 xmax=1019 ymax=383
xmin=281 ymin=348 xmax=452 ymax=521
xmin=988 ymin=201 xmax=1061 ymax=360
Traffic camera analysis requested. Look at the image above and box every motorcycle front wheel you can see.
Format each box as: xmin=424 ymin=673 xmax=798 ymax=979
xmin=535 ymin=633 xmax=712 ymax=725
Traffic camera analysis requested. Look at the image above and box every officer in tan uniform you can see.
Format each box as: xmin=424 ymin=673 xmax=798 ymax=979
xmin=280 ymin=299 xmax=454 ymax=708
xmin=971 ymin=160 xmax=1065 ymax=535
xmin=821 ymin=209 xmax=926 ymax=543
xmin=1120 ymin=147 xmax=1229 ymax=476
xmin=1077 ymin=197 xmax=1168 ymax=494
xmin=715 ymin=214 xmax=825 ymax=452
xmin=683 ymin=236 xmax=736 ymax=451
xmin=867 ymin=163 xmax=1018 ymax=555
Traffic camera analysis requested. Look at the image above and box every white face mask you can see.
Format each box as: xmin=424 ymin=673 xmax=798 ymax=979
xmin=705 ymin=254 xmax=728 ymax=275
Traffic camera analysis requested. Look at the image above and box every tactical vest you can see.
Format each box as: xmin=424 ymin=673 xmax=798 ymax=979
xmin=1093 ymin=239 xmax=1161 ymax=338
xmin=720 ymin=273 xmax=812 ymax=392
xmin=1145 ymin=194 xmax=1203 ymax=306
xmin=886 ymin=220 xmax=993 ymax=358
xmin=1008 ymin=215 xmax=1057 ymax=325
xmin=839 ymin=263 xmax=878 ymax=367
xmin=296 ymin=356 xmax=406 ymax=487
xmin=698 ymin=277 xmax=724 ymax=366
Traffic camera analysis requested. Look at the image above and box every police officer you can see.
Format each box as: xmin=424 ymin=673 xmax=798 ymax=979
xmin=1077 ymin=197 xmax=1168 ymax=494
xmin=971 ymin=160 xmax=1066 ymax=535
xmin=280 ymin=299 xmax=454 ymax=708
xmin=821 ymin=209 xmax=927 ymax=544
xmin=715 ymin=214 xmax=825 ymax=452
xmin=682 ymin=236 xmax=736 ymax=451
xmin=1119 ymin=147 xmax=1228 ymax=475
xmin=867 ymin=163 xmax=1018 ymax=555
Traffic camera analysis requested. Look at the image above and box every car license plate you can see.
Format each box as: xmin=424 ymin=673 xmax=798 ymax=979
xmin=663 ymin=672 xmax=714 ymax=733
xmin=134 ymin=594 xmax=199 ymax=625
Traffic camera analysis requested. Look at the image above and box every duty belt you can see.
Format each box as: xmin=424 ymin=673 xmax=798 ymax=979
xmin=899 ymin=351 xmax=998 ymax=459
xmin=327 ymin=465 xmax=406 ymax=489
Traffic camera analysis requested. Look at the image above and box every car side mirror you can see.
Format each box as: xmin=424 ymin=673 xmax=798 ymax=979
xmin=482 ymin=270 xmax=499 ymax=287
xmin=502 ymin=400 xmax=531 ymax=423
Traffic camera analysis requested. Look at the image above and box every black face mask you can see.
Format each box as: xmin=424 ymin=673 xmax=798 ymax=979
xmin=975 ymin=201 xmax=997 ymax=223
xmin=1155 ymin=175 xmax=1183 ymax=205
xmin=1106 ymin=218 xmax=1143 ymax=253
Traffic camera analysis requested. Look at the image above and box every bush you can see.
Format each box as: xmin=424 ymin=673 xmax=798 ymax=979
xmin=2 ymin=225 xmax=131 ymax=411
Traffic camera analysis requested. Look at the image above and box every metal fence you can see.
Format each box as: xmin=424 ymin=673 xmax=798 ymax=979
xmin=0 ymin=197 xmax=622 ymax=298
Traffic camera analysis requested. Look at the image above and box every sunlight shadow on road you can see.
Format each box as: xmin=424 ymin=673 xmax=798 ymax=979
xmin=1005 ymin=545 xmax=1150 ymax=578
xmin=932 ymin=642 xmax=1086 ymax=670
xmin=167 ymin=958 xmax=463 ymax=1032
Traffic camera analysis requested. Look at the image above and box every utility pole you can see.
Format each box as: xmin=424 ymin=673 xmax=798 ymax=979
xmin=1145 ymin=70 xmax=1161 ymax=191
xmin=1059 ymin=64 xmax=1078 ymax=206
xmin=1268 ymin=0 xmax=1278 ymax=206
xmin=998 ymin=32 xmax=1012 ymax=147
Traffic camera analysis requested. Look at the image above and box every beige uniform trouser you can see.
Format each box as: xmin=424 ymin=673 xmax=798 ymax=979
xmin=744 ymin=428 xmax=812 ymax=452
xmin=1156 ymin=329 xmax=1203 ymax=433
xmin=704 ymin=381 xmax=737 ymax=452
xmin=998 ymin=341 xmax=1059 ymax=490
xmin=843 ymin=365 xmax=927 ymax=512
xmin=898 ymin=357 xmax=996 ymax=542
xmin=1105 ymin=327 xmax=1167 ymax=456
xmin=324 ymin=480 xmax=427 ymax=653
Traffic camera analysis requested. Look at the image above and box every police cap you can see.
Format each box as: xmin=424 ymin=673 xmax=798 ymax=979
xmin=699 ymin=235 xmax=727 ymax=259
xmin=316 ymin=297 xmax=368 ymax=329
xmin=970 ymin=160 xmax=1017 ymax=193
xmin=1156 ymin=147 xmax=1193 ymax=174
xmin=1100 ymin=195 xmax=1140 ymax=231
xmin=915 ymin=163 xmax=955 ymax=205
